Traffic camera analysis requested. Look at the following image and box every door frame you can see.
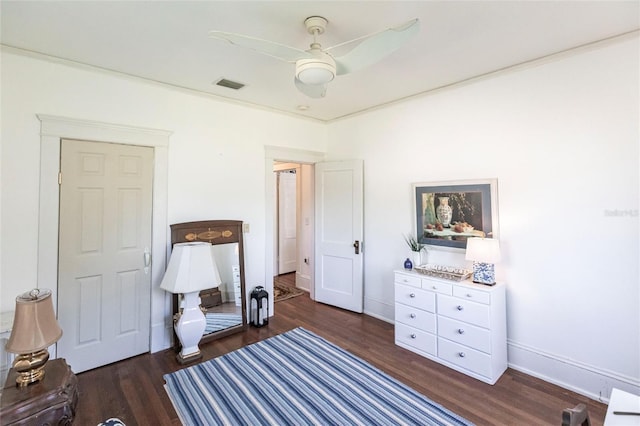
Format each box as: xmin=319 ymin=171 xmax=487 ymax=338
xmin=36 ymin=115 xmax=172 ymax=354
xmin=264 ymin=146 xmax=324 ymax=315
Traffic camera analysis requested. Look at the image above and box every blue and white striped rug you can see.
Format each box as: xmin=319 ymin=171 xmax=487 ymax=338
xmin=204 ymin=313 xmax=242 ymax=335
xmin=164 ymin=327 xmax=473 ymax=426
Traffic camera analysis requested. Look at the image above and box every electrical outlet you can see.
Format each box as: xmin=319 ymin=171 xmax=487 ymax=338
xmin=243 ymin=223 xmax=250 ymax=233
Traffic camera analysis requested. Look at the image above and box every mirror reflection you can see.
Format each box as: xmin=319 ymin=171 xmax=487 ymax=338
xmin=201 ymin=243 xmax=243 ymax=335
xmin=170 ymin=219 xmax=247 ymax=354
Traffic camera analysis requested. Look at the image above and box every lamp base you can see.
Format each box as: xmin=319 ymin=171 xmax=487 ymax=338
xmin=472 ymin=262 xmax=496 ymax=286
xmin=176 ymin=351 xmax=203 ymax=365
xmin=12 ymin=349 xmax=50 ymax=387
xmin=174 ymin=291 xmax=206 ymax=365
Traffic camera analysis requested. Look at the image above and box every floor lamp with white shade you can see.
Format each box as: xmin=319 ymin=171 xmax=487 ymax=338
xmin=160 ymin=241 xmax=221 ymax=364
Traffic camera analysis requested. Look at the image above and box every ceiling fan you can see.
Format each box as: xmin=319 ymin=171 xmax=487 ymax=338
xmin=209 ymin=16 xmax=420 ymax=98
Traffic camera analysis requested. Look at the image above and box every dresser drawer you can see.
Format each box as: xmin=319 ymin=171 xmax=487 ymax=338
xmin=396 ymin=323 xmax=437 ymax=356
xmin=437 ymin=294 xmax=490 ymax=328
xmin=394 ymin=272 xmax=421 ymax=288
xmin=438 ymin=338 xmax=491 ymax=378
xmin=395 ymin=303 xmax=436 ymax=333
xmin=453 ymin=286 xmax=490 ymax=305
xmin=437 ymin=316 xmax=491 ymax=353
xmin=421 ymin=278 xmax=453 ymax=295
xmin=395 ymin=284 xmax=436 ymax=311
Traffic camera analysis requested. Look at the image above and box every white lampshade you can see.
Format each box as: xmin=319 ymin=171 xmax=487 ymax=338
xmin=160 ymin=242 xmax=221 ymax=294
xmin=465 ymin=238 xmax=501 ymax=263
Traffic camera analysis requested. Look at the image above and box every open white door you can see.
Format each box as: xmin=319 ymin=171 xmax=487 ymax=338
xmin=314 ymin=160 xmax=364 ymax=313
xmin=278 ymin=171 xmax=297 ymax=274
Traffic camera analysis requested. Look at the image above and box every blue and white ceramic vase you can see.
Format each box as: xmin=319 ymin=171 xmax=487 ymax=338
xmin=404 ymin=258 xmax=413 ymax=270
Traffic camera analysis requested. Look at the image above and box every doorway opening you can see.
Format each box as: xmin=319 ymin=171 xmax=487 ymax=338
xmin=273 ymin=161 xmax=313 ymax=304
xmin=264 ymin=146 xmax=324 ymax=316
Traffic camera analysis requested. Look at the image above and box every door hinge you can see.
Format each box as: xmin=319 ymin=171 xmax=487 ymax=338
xmin=58 ymin=172 xmax=62 ymax=185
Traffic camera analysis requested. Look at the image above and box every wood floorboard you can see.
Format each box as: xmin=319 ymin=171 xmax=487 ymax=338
xmin=73 ymin=283 xmax=607 ymax=425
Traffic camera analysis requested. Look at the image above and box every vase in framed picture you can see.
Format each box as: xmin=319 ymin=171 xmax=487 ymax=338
xmin=436 ymin=196 xmax=453 ymax=227
xmin=423 ymin=193 xmax=437 ymax=227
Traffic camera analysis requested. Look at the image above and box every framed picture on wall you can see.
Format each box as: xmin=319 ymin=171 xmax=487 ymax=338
xmin=413 ymin=179 xmax=499 ymax=249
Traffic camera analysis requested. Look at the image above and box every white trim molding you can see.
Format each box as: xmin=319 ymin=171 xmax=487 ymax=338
xmin=264 ymin=145 xmax=325 ymax=315
xmin=508 ymin=339 xmax=640 ymax=403
xmin=36 ymin=114 xmax=172 ymax=355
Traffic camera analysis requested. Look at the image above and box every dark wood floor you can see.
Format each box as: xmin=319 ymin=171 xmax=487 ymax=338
xmin=275 ymin=271 xmax=297 ymax=287
xmin=74 ymin=290 xmax=607 ymax=425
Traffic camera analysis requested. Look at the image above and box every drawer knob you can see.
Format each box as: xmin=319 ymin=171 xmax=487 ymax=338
xmin=457 ymin=328 xmax=465 ymax=334
xmin=466 ymin=293 xmax=473 ymax=298
xmin=410 ymin=293 xmax=416 ymax=298
xmin=456 ymin=305 xmax=464 ymax=311
xmin=409 ymin=313 xmax=416 ymax=318
xmin=432 ymin=285 xmax=437 ymax=289
xmin=410 ymin=334 xmax=417 ymax=339
xmin=458 ymin=352 xmax=466 ymax=358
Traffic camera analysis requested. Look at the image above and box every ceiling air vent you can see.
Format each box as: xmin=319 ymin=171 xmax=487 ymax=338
xmin=214 ymin=78 xmax=245 ymax=90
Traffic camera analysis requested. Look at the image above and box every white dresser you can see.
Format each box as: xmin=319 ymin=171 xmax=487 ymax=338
xmin=232 ymin=264 xmax=242 ymax=306
xmin=394 ymin=269 xmax=507 ymax=385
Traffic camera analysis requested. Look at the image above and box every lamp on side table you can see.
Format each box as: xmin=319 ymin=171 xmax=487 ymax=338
xmin=1 ymin=289 xmax=78 ymax=425
xmin=5 ymin=289 xmax=62 ymax=387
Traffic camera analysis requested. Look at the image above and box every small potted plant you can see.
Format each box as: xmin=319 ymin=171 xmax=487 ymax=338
xmin=403 ymin=234 xmax=425 ymax=267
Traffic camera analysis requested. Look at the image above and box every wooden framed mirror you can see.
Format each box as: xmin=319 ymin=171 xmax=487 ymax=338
xmin=169 ymin=220 xmax=248 ymax=351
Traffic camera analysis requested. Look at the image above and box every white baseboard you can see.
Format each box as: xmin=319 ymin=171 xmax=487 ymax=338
xmin=367 ymin=305 xmax=639 ymax=402
xmin=508 ymin=339 xmax=640 ymax=403
xmin=364 ymin=298 xmax=394 ymax=324
xmin=151 ymin=321 xmax=172 ymax=353
xmin=295 ymin=272 xmax=310 ymax=292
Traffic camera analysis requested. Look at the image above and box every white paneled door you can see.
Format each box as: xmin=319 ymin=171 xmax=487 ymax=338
xmin=314 ymin=160 xmax=364 ymax=313
xmin=58 ymin=139 xmax=153 ymax=373
xmin=278 ymin=170 xmax=297 ymax=274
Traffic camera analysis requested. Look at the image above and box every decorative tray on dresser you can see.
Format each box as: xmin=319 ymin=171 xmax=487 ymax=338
xmin=394 ymin=269 xmax=507 ymax=385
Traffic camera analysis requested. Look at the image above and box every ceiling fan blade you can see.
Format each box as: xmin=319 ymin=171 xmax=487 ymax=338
xmin=209 ymin=31 xmax=313 ymax=63
xmin=329 ymin=18 xmax=420 ymax=75
xmin=294 ymin=77 xmax=327 ymax=99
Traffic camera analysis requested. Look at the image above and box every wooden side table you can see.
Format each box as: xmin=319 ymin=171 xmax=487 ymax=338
xmin=0 ymin=358 xmax=78 ymax=425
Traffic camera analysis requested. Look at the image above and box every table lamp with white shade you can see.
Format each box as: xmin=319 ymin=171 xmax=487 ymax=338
xmin=465 ymin=237 xmax=501 ymax=285
xmin=160 ymin=241 xmax=221 ymax=363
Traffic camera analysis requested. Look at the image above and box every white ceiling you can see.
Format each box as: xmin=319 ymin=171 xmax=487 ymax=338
xmin=1 ymin=1 xmax=638 ymax=122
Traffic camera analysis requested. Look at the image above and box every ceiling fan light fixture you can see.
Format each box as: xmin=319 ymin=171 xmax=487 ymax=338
xmin=296 ymin=58 xmax=336 ymax=85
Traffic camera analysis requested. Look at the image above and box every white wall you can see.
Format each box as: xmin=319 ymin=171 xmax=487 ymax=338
xmin=0 ymin=49 xmax=326 ymax=347
xmin=1 ymin=33 xmax=637 ymax=402
xmin=327 ymin=35 xmax=639 ymax=400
